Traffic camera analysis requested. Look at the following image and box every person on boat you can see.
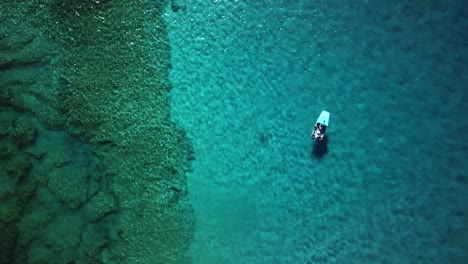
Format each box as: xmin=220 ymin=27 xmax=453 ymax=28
xmin=313 ymin=123 xmax=326 ymax=140
xmin=313 ymin=124 xmax=321 ymax=138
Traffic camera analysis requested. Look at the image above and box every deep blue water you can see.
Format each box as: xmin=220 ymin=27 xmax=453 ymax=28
xmin=166 ymin=0 xmax=468 ymax=263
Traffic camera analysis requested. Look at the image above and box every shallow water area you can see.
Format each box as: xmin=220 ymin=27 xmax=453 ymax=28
xmin=1 ymin=1 xmax=195 ymax=263
xmin=166 ymin=0 xmax=468 ymax=263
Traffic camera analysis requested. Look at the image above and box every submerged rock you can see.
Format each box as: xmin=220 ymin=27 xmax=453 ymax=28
xmin=1 ymin=147 xmax=32 ymax=180
xmin=47 ymin=165 xmax=88 ymax=209
xmin=11 ymin=116 xmax=38 ymax=148
xmin=84 ymin=190 xmax=117 ymax=222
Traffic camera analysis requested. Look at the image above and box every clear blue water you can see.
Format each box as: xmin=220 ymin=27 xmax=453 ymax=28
xmin=1 ymin=0 xmax=467 ymax=263
xmin=166 ymin=0 xmax=468 ymax=263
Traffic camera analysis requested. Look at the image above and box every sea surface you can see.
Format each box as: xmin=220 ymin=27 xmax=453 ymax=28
xmin=165 ymin=0 xmax=468 ymax=263
xmin=1 ymin=0 xmax=467 ymax=263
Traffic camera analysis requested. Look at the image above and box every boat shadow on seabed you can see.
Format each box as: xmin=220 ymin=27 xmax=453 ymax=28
xmin=311 ymin=135 xmax=329 ymax=160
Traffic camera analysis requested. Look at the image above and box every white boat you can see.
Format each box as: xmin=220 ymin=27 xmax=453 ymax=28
xmin=311 ymin=111 xmax=330 ymax=141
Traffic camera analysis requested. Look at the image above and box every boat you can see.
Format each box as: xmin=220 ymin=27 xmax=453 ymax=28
xmin=311 ymin=111 xmax=330 ymax=141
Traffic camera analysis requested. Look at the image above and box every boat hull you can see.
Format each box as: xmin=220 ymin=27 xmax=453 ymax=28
xmin=311 ymin=111 xmax=330 ymax=140
xmin=316 ymin=111 xmax=330 ymax=126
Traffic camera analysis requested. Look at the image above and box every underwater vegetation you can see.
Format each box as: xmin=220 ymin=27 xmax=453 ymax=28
xmin=0 ymin=0 xmax=195 ymax=263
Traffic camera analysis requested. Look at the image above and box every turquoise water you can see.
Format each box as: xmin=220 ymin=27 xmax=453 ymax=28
xmin=166 ymin=0 xmax=468 ymax=263
xmin=1 ymin=0 xmax=467 ymax=263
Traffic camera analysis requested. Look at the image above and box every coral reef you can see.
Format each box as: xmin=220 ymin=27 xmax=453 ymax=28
xmin=0 ymin=0 xmax=195 ymax=263
xmin=49 ymin=0 xmax=195 ymax=262
xmin=10 ymin=116 xmax=38 ymax=148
